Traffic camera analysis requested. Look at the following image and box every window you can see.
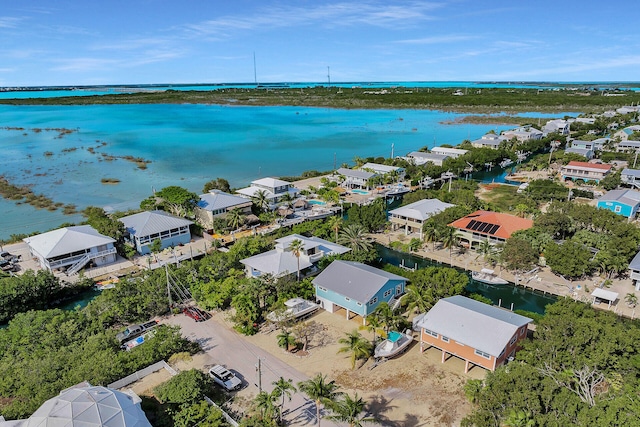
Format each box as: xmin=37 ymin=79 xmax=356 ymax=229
xmin=356 ymin=302 xmax=362 ymax=306
xmin=345 ymin=297 xmax=350 ymax=302
xmin=318 ymin=286 xmax=327 ymax=292
xmin=369 ymin=297 xmax=378 ymax=305
xmin=614 ymin=205 xmax=622 ymax=213
xmin=383 ymin=289 xmax=392 ymax=298
xmin=509 ymin=335 xmax=517 ymax=346
xmin=474 ymin=349 xmax=491 ymax=359
xmin=423 ymin=328 xmax=438 ymax=338
xmin=441 ymin=336 xmax=449 ymax=343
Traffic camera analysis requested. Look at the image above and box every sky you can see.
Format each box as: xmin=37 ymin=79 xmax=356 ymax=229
xmin=1 ymin=0 xmax=639 ymax=86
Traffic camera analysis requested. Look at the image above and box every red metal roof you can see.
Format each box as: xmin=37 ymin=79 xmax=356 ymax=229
xmin=565 ymin=161 xmax=612 ymax=171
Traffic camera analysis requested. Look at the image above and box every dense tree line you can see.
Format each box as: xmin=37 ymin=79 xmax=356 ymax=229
xmin=463 ymin=299 xmax=640 ymax=426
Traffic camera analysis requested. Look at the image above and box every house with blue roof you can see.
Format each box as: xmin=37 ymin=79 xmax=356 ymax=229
xmin=597 ymin=189 xmax=640 ymax=219
xmin=313 ymin=260 xmax=408 ymax=324
xmin=120 ymin=210 xmax=193 ymax=254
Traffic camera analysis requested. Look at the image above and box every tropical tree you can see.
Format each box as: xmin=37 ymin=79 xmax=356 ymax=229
xmin=277 ymin=329 xmax=297 ymax=351
xmin=327 ymin=216 xmax=343 ymax=242
xmin=254 ymin=390 xmax=278 ymax=422
xmin=272 ymin=377 xmax=297 ymax=423
xmin=154 ymin=186 xmax=198 ymax=217
xmin=279 ymin=192 xmax=294 ymax=208
xmin=513 ymin=203 xmax=529 ymax=218
xmin=337 ymin=330 xmax=373 ymax=369
xmin=203 ymin=177 xmax=231 ymax=193
xmin=338 ymin=224 xmax=372 ymax=253
xmin=625 ymin=292 xmax=638 ymax=308
xmin=359 ymin=315 xmax=384 ymax=348
xmin=440 ymin=226 xmax=460 ymax=257
xmin=369 ymin=302 xmax=402 ymax=334
xmin=403 ymin=284 xmax=431 ymax=314
xmin=226 ymin=207 xmax=244 ymax=231
xmin=503 ymin=409 xmax=535 ymax=427
xmin=327 ymin=393 xmax=378 ymax=427
xmin=289 ymin=239 xmax=305 ymax=281
xmin=298 ymin=374 xmax=342 ymax=427
xmin=252 ymin=190 xmax=270 ymax=213
xmin=476 ymin=240 xmax=497 ymax=265
xmin=422 ymin=223 xmax=440 ymax=251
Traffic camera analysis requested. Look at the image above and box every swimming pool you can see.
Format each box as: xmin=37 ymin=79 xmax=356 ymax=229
xmin=351 ymin=189 xmax=370 ymax=195
xmin=308 ymin=200 xmax=326 ymax=206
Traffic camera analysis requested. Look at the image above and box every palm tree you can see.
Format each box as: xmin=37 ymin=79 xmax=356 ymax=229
xmin=279 ymin=192 xmax=294 ymax=208
xmin=328 ymin=216 xmax=343 ymax=242
xmin=277 ymin=330 xmax=297 ymax=351
xmin=625 ymin=293 xmax=638 ymax=308
xmin=272 ymin=377 xmax=297 ymax=423
xmin=226 ymin=207 xmax=244 ymax=231
xmin=514 ymin=203 xmax=529 ymax=218
xmin=359 ymin=315 xmax=384 ymax=348
xmin=298 ymin=374 xmax=342 ymax=427
xmin=254 ymin=390 xmax=278 ymax=421
xmin=476 ymin=240 xmax=496 ymax=265
xmin=326 ymin=393 xmax=378 ymax=427
xmin=404 ymin=284 xmax=432 ymax=314
xmin=288 ymin=239 xmax=305 ymax=281
xmin=337 ymin=330 xmax=373 ymax=369
xmin=370 ymin=302 xmax=402 ymax=334
xmin=338 ymin=224 xmax=372 ymax=253
xmin=440 ymin=226 xmax=460 ymax=258
xmin=422 ymin=223 xmax=440 ymax=251
xmin=252 ymin=189 xmax=270 ymax=213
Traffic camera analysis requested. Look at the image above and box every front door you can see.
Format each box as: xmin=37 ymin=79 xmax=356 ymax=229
xmin=396 ymin=284 xmax=402 ymax=296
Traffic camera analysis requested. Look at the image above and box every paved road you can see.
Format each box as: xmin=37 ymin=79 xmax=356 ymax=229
xmin=162 ymin=313 xmax=345 ymax=427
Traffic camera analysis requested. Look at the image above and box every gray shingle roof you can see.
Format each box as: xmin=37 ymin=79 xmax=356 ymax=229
xmin=313 ymin=261 xmax=407 ymax=303
xmin=389 ymin=198 xmax=454 ymax=221
xmin=120 ymin=210 xmax=192 ymax=237
xmin=416 ymin=295 xmax=531 ymax=357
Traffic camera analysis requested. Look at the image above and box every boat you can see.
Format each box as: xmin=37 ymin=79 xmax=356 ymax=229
xmin=385 ymin=184 xmax=411 ymax=196
xmin=374 ymin=329 xmax=413 ymax=359
xmin=472 ymin=268 xmax=509 ymax=285
xmin=499 ymin=158 xmax=514 ymax=168
xmin=266 ymin=297 xmax=319 ymax=322
xmin=95 ymin=276 xmax=119 ymax=290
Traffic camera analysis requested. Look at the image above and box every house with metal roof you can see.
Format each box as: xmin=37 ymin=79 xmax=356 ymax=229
xmin=236 ymin=177 xmax=300 ymax=210
xmin=313 ymin=260 xmax=408 ymax=324
xmin=24 ymin=225 xmax=117 ymax=275
xmin=449 ymin=210 xmax=533 ymax=248
xmin=389 ymin=198 xmax=455 ymax=237
xmin=542 ymin=119 xmax=570 ymax=136
xmin=240 ymin=234 xmax=350 ymax=279
xmin=195 ymin=190 xmax=253 ymax=229
xmin=360 ymin=162 xmax=405 ymax=180
xmin=470 ymin=133 xmax=505 ymax=149
xmin=501 ymin=126 xmax=543 ymax=142
xmin=0 ymin=383 xmax=152 ymax=427
xmin=628 ymin=251 xmax=640 ymax=291
xmin=621 ymin=168 xmax=640 ymax=189
xmin=401 ymin=151 xmax=449 ymax=166
xmin=560 ymin=161 xmax=612 ymax=183
xmin=431 ymin=146 xmax=468 ymax=158
xmin=597 ymin=189 xmax=640 ymax=219
xmin=616 ymin=140 xmax=640 ymax=152
xmin=119 ymin=210 xmax=193 ymax=255
xmin=564 ymin=146 xmax=594 ymax=159
xmin=416 ymin=295 xmax=532 ymax=373
xmin=334 ymin=167 xmax=377 ymax=189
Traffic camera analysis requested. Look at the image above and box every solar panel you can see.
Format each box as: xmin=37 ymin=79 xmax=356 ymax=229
xmin=478 ymin=222 xmax=491 ymax=233
xmin=468 ymin=220 xmax=482 ymax=231
xmin=488 ymin=224 xmax=500 ymax=235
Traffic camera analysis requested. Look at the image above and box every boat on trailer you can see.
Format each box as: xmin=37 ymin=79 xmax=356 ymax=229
xmin=374 ymin=329 xmax=413 ymax=359
xmin=471 ymin=268 xmax=509 ymax=285
xmin=267 ymin=297 xmax=319 ymax=322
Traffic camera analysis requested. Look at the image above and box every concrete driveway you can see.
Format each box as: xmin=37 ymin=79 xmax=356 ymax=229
xmin=162 ymin=313 xmax=345 ymax=427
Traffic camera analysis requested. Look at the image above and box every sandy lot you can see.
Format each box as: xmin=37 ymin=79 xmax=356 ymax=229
xmin=243 ymin=310 xmax=484 ymax=427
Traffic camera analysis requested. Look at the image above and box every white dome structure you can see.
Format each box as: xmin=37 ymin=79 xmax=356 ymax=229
xmin=0 ymin=384 xmax=152 ymax=427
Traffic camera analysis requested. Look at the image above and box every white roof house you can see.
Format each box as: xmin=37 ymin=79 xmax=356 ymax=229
xmin=359 ymin=162 xmax=403 ymax=175
xmin=431 ymin=146 xmax=468 ymax=158
xmin=471 ymin=133 xmax=505 ymax=149
xmin=119 ymin=210 xmax=193 ymax=255
xmin=236 ymin=177 xmax=299 ymax=210
xmin=24 ymin=226 xmax=117 ymax=273
xmin=389 ymin=199 xmax=454 ymax=237
xmin=501 ymin=126 xmax=543 ymax=142
xmin=0 ymin=384 xmax=152 ymax=427
xmin=401 ymin=151 xmax=449 ymax=166
xmin=197 ymin=190 xmax=252 ymax=214
xmin=416 ymin=295 xmax=531 ymax=358
xmin=543 ymin=119 xmax=570 ymax=135
xmin=240 ymin=234 xmax=350 ymax=278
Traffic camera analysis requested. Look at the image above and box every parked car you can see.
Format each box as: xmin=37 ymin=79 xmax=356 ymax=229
xmin=208 ymin=365 xmax=242 ymax=391
xmin=183 ymin=306 xmax=211 ymax=322
xmin=0 ymin=259 xmax=15 ymax=272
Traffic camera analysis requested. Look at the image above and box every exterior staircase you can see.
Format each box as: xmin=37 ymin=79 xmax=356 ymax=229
xmin=66 ymin=247 xmax=117 ymax=275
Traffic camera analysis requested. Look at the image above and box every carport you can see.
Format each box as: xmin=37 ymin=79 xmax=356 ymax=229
xmin=591 ymin=288 xmax=619 ymax=309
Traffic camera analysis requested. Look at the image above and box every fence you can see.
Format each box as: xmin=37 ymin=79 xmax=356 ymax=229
xmin=108 ymin=360 xmax=177 ymax=389
xmin=204 ymin=396 xmax=239 ymax=427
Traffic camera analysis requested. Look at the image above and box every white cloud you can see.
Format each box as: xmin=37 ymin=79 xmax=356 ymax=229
xmin=0 ymin=17 xmax=22 ymax=28
xmin=396 ymin=34 xmax=476 ymax=44
xmin=183 ymin=1 xmax=444 ymax=37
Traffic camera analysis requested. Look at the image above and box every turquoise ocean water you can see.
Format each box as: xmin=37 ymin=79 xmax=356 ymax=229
xmin=0 ymin=104 xmax=572 ymax=239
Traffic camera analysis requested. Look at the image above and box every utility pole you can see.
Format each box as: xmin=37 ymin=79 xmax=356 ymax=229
xmin=255 ymin=358 xmax=262 ymax=392
xmin=327 ymin=66 xmax=331 ymax=85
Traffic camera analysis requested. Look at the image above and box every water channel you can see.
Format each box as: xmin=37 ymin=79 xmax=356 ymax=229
xmin=377 ymin=244 xmax=557 ymax=314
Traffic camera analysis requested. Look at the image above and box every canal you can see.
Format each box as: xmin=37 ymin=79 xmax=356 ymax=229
xmin=377 ymin=245 xmax=557 ymax=314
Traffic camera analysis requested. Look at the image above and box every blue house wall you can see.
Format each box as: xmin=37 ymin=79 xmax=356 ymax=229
xmin=597 ymin=200 xmax=636 ymax=218
xmin=315 ymin=278 xmax=406 ymax=317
